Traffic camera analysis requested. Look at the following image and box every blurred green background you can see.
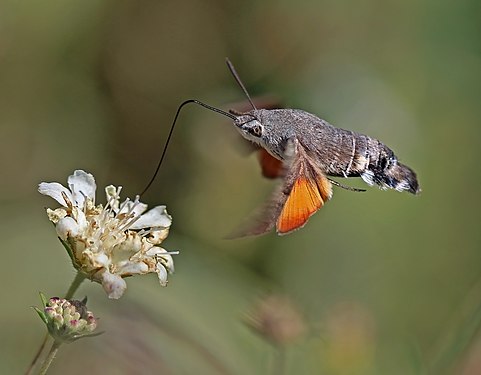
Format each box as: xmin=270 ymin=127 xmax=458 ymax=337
xmin=1 ymin=0 xmax=480 ymax=373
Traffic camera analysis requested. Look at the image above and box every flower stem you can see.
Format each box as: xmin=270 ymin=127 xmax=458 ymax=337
xmin=25 ymin=272 xmax=86 ymax=374
xmin=39 ymin=341 xmax=61 ymax=375
xmin=272 ymin=345 xmax=286 ymax=375
xmin=64 ymin=271 xmax=86 ymax=299
xmin=24 ymin=333 xmax=49 ymax=375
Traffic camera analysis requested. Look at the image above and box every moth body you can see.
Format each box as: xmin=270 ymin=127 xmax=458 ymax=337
xmin=234 ymin=108 xmax=419 ymax=195
xmin=224 ymin=58 xmax=419 ymax=235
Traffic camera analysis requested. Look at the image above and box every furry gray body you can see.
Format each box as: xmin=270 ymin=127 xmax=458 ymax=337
xmin=234 ymin=108 xmax=419 ymax=194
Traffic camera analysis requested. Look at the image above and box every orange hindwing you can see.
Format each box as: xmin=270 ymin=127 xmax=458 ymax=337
xmin=276 ymin=174 xmax=332 ymax=234
xmin=258 ymin=149 xmax=284 ymax=179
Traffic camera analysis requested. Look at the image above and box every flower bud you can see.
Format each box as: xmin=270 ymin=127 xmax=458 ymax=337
xmin=34 ymin=293 xmax=100 ymax=343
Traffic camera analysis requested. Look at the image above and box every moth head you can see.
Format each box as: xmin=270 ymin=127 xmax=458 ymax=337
xmin=233 ymin=110 xmax=295 ymax=161
xmin=233 ymin=114 xmax=265 ymax=144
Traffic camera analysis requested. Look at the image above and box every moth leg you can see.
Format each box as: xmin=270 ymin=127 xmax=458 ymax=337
xmin=327 ymin=178 xmax=366 ymax=192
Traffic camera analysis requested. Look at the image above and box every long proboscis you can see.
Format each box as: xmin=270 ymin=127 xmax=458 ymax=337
xmin=140 ymin=99 xmax=237 ymax=196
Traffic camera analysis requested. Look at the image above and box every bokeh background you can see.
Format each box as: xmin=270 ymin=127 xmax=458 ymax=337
xmin=1 ymin=0 xmax=480 ymax=374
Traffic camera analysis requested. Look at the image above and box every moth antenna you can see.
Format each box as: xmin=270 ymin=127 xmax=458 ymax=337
xmin=140 ymin=99 xmax=237 ymax=196
xmin=328 ymin=178 xmax=366 ymax=192
xmin=225 ymin=58 xmax=257 ymax=110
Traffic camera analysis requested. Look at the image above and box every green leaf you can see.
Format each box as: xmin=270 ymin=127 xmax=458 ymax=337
xmin=33 ymin=307 xmax=48 ymax=325
xmin=58 ymin=237 xmax=75 ymax=265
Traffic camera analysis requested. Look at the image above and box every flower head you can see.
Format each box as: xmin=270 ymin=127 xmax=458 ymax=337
xmin=34 ymin=293 xmax=99 ymax=343
xmin=38 ymin=170 xmax=176 ymax=299
xmin=244 ymin=294 xmax=306 ymax=346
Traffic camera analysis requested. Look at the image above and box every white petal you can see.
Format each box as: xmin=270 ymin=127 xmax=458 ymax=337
xmin=148 ymin=247 xmax=175 ymax=273
xmin=156 ymin=264 xmax=168 ymax=286
xmin=92 ymin=253 xmax=110 ymax=268
xmin=160 ymin=253 xmax=175 ymax=274
xmin=111 ymin=233 xmax=143 ymax=262
xmin=101 ymin=272 xmax=127 ymax=299
xmin=117 ymin=262 xmax=149 ymax=276
xmin=129 ymin=206 xmax=172 ymax=230
xmin=73 ymin=208 xmax=88 ymax=232
xmin=68 ymin=170 xmax=96 ymax=207
xmin=146 ymin=228 xmax=170 ymax=245
xmin=38 ymin=182 xmax=72 ymax=207
xmin=56 ymin=217 xmax=81 ymax=241
xmin=105 ymin=185 xmax=121 ymax=211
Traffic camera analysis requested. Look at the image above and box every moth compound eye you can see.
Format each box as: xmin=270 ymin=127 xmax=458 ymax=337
xmin=248 ymin=124 xmax=263 ymax=137
xmin=237 ymin=117 xmax=263 ymax=139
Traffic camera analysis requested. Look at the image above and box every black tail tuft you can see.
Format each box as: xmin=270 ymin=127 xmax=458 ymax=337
xmin=383 ymin=162 xmax=420 ymax=194
xmin=361 ymin=151 xmax=420 ymax=194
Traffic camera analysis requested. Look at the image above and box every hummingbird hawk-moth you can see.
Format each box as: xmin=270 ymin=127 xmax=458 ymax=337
xmin=230 ymin=107 xmax=420 ymax=236
xmin=224 ymin=59 xmax=420 ymax=236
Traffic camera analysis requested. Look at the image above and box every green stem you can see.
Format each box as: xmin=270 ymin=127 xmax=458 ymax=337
xmin=39 ymin=341 xmax=61 ymax=375
xmin=270 ymin=345 xmax=286 ymax=375
xmin=25 ymin=272 xmax=86 ymax=374
xmin=24 ymin=333 xmax=49 ymax=375
xmin=64 ymin=271 xmax=86 ymax=299
xmin=429 ymin=276 xmax=481 ymax=374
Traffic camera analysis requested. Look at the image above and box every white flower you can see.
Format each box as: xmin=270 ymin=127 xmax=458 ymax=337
xmin=38 ymin=170 xmax=177 ymax=299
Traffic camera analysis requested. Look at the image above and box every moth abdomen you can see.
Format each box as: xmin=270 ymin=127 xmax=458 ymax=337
xmin=360 ymin=143 xmax=420 ymax=195
xmin=320 ymin=129 xmax=420 ymax=195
